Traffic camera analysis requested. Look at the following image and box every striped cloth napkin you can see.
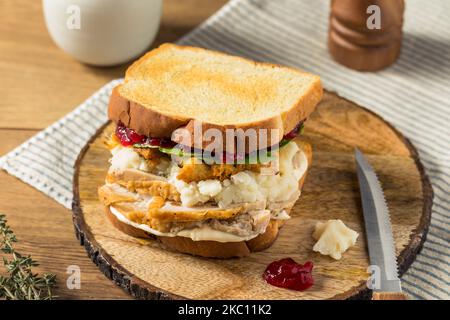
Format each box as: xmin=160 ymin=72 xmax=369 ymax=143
xmin=0 ymin=0 xmax=448 ymax=300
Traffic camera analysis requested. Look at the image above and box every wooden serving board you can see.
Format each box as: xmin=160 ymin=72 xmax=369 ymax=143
xmin=72 ymin=92 xmax=432 ymax=300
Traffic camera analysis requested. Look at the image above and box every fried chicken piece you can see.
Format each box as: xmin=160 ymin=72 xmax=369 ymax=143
xmin=176 ymin=157 xmax=262 ymax=183
xmin=133 ymin=147 xmax=166 ymax=172
xmin=104 ymin=134 xmax=121 ymax=150
xmin=176 ymin=158 xmax=213 ymax=182
xmin=133 ymin=147 xmax=163 ymax=160
xmin=211 ymin=163 xmax=261 ymax=180
xmin=122 ymin=180 xmax=180 ymax=202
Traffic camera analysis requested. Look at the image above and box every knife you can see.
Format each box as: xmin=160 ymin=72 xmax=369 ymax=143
xmin=355 ymin=148 xmax=408 ymax=300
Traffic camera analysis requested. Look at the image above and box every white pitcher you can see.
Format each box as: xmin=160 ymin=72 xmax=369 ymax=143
xmin=42 ymin=0 xmax=162 ymax=66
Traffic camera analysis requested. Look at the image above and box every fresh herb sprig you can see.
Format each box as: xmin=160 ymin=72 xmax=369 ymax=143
xmin=0 ymin=214 xmax=56 ymax=300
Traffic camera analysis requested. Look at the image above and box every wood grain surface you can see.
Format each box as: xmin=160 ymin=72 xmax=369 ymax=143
xmin=73 ymin=92 xmax=432 ymax=300
xmin=0 ymin=0 xmax=227 ymax=299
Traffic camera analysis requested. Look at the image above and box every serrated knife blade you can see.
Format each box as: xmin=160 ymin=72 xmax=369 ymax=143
xmin=355 ymin=148 xmax=402 ymax=293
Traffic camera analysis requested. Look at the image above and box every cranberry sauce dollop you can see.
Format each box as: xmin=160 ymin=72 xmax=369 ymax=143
xmin=263 ymin=258 xmax=314 ymax=291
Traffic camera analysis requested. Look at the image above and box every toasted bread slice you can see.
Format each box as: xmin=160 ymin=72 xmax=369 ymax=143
xmin=108 ymin=43 xmax=323 ymax=149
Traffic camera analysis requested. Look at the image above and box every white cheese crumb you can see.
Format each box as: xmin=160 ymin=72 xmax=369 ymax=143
xmin=272 ymin=210 xmax=291 ymax=220
xmin=110 ymin=146 xmax=148 ymax=171
xmin=198 ymin=180 xmax=223 ymax=197
xmin=312 ymin=219 xmax=359 ymax=260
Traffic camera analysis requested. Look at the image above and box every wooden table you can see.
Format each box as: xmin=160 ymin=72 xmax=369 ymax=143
xmin=0 ymin=0 xmax=227 ymax=299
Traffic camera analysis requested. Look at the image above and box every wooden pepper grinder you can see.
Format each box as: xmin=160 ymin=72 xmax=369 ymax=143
xmin=328 ymin=0 xmax=405 ymax=71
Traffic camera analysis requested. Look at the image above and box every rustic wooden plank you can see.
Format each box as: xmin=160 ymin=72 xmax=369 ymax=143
xmin=0 ymin=0 xmax=227 ymax=299
xmin=73 ymin=92 xmax=432 ymax=299
xmin=0 ymin=129 xmax=38 ymax=154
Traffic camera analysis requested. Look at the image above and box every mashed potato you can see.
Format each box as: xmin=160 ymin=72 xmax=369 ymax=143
xmin=110 ymin=146 xmax=149 ymax=172
xmin=168 ymin=142 xmax=308 ymax=208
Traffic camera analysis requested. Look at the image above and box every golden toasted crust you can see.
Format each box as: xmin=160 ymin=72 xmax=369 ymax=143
xmin=101 ymin=141 xmax=312 ymax=258
xmin=108 ymin=43 xmax=323 ymax=150
xmin=108 ymin=85 xmax=187 ymax=137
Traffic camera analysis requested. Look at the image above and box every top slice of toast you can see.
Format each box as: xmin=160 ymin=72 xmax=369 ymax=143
xmin=108 ymin=43 xmax=323 ymax=139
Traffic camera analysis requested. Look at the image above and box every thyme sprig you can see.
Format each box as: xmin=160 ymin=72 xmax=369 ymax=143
xmin=0 ymin=214 xmax=56 ymax=300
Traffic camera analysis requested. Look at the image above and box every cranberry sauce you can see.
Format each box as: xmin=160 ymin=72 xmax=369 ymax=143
xmin=263 ymin=258 xmax=314 ymax=291
xmin=115 ymin=123 xmax=146 ymax=146
xmin=115 ymin=123 xmax=175 ymax=148
xmin=283 ymin=121 xmax=304 ymax=140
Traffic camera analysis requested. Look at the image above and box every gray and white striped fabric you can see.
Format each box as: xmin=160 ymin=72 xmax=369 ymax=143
xmin=0 ymin=0 xmax=448 ymax=299
xmin=0 ymin=79 xmax=122 ymax=207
